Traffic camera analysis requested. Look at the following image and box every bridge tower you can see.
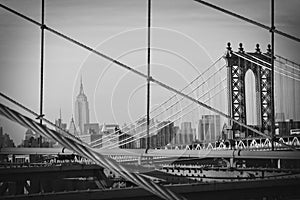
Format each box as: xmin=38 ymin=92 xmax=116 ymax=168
xmin=225 ymin=43 xmax=273 ymax=139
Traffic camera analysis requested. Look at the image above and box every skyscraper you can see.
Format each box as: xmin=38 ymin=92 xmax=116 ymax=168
xmin=0 ymin=126 xmax=15 ymax=148
xmin=55 ymin=109 xmax=67 ymax=134
xmin=69 ymin=116 xmax=78 ymax=136
xmin=75 ymin=77 xmax=90 ymax=135
xmin=198 ymin=115 xmax=221 ymax=143
xmin=180 ymin=122 xmax=194 ymax=145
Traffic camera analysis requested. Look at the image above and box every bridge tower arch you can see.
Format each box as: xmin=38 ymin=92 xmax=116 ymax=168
xmin=225 ymin=43 xmax=272 ymax=139
xmin=245 ymin=68 xmax=259 ymax=126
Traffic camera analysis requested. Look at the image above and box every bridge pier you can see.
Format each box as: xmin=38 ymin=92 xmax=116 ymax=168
xmin=230 ymin=157 xmax=236 ymax=168
xmin=138 ymin=156 xmax=142 ymax=165
xmin=0 ymin=164 xmax=112 ymax=196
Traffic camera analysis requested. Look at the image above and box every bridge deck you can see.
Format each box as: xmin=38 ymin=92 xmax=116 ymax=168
xmin=1 ymin=148 xmax=300 ymax=159
xmin=1 ymin=177 xmax=300 ymax=200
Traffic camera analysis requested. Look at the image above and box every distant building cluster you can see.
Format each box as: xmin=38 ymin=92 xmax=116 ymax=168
xmin=64 ymin=78 xmax=194 ymax=149
xmin=26 ymin=77 xmax=300 ymax=150
xmin=120 ymin=118 xmax=175 ymax=149
xmin=20 ymin=129 xmax=53 ymax=147
xmin=14 ymin=78 xmax=228 ymax=149
xmin=60 ymin=78 xmax=228 ymax=149
xmin=0 ymin=126 xmax=15 ymax=148
xmin=118 ymin=116 xmax=223 ymax=149
xmin=48 ymin=78 xmax=228 ymax=149
xmin=18 ymin=78 xmax=300 ymax=150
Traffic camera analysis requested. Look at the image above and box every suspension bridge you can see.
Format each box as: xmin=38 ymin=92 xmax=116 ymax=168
xmin=1 ymin=0 xmax=300 ymax=200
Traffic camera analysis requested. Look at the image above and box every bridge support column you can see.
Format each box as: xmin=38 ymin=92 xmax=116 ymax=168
xmin=15 ymin=180 xmax=25 ymax=195
xmin=30 ymin=179 xmax=41 ymax=194
xmin=230 ymin=157 xmax=235 ymax=168
xmin=138 ymin=156 xmax=142 ymax=165
xmin=0 ymin=182 xmax=8 ymax=196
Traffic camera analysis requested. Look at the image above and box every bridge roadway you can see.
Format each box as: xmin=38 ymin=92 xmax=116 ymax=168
xmin=1 ymin=163 xmax=300 ymax=199
xmin=1 ymin=177 xmax=300 ymax=200
xmin=1 ymin=147 xmax=300 ymax=160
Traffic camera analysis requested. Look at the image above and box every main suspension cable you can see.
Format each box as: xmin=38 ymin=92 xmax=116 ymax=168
xmin=92 ymin=63 xmax=226 ymax=147
xmin=233 ymin=52 xmax=300 ymax=82
xmin=0 ymin=95 xmax=185 ymax=200
xmin=193 ymin=0 xmax=300 ymax=43
xmin=91 ymin=56 xmax=223 ymax=145
xmin=107 ymin=83 xmax=227 ymax=149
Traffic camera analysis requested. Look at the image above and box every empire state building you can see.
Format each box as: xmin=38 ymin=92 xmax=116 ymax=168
xmin=75 ymin=78 xmax=90 ymax=135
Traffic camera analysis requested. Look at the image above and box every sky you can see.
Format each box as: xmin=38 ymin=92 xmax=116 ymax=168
xmin=0 ymin=0 xmax=300 ymax=145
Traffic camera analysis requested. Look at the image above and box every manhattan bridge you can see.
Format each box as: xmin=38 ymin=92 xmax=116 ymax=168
xmin=1 ymin=1 xmax=300 ymax=200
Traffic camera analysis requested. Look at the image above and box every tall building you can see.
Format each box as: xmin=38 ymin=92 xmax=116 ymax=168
xmin=91 ymin=134 xmax=103 ymax=148
xmin=78 ymin=123 xmax=101 ymax=146
xmin=68 ymin=116 xmax=78 ymax=136
xmin=0 ymin=127 xmax=15 ymax=148
xmin=55 ymin=109 xmax=67 ymax=134
xmin=173 ymin=126 xmax=181 ymax=145
xmin=101 ymin=123 xmax=119 ymax=148
xmin=135 ymin=118 xmax=156 ymax=149
xmin=198 ymin=115 xmax=221 ymax=143
xmin=79 ymin=123 xmax=101 ymax=145
xmin=156 ymin=121 xmax=174 ymax=147
xmin=84 ymin=123 xmax=100 ymax=135
xmin=75 ymin=77 xmax=90 ymax=135
xmin=180 ymin=122 xmax=194 ymax=145
xmin=118 ymin=126 xmax=134 ymax=149
xmin=121 ymin=124 xmax=137 ymax=148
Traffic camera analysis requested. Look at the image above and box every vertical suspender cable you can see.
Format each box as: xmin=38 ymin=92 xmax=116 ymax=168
xmin=146 ymin=0 xmax=151 ymax=153
xmin=271 ymin=0 xmax=275 ymax=151
xmin=39 ymin=0 xmax=45 ymax=147
xmin=1 ymin=2 xmax=296 ymax=151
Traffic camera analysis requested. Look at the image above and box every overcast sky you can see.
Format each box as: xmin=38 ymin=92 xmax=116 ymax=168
xmin=1 ymin=0 xmax=300 ymax=145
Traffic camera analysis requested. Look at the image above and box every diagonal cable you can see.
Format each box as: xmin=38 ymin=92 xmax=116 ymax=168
xmin=0 ymin=99 xmax=185 ymax=200
xmin=93 ymin=63 xmax=226 ymax=147
xmin=193 ymin=0 xmax=300 ymax=43
xmin=91 ymin=57 xmax=223 ymax=146
xmin=0 ymin=3 xmax=297 ymax=151
xmin=108 ymin=84 xmax=227 ymax=149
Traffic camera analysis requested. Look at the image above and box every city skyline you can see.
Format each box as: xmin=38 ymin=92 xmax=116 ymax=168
xmin=1 ymin=2 xmax=300 ymax=199
xmin=1 ymin=0 xmax=300 ymax=145
xmin=0 ymin=71 xmax=226 ymax=146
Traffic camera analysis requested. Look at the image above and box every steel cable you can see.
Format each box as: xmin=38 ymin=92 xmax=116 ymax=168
xmin=93 ymin=63 xmax=226 ymax=148
xmin=91 ymin=57 xmax=224 ymax=146
xmin=108 ymin=83 xmax=227 ymax=149
xmin=232 ymin=52 xmax=300 ymax=82
xmin=0 ymin=3 xmax=296 ymax=151
xmin=193 ymin=0 xmax=300 ymax=43
xmin=0 ymin=99 xmax=185 ymax=200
